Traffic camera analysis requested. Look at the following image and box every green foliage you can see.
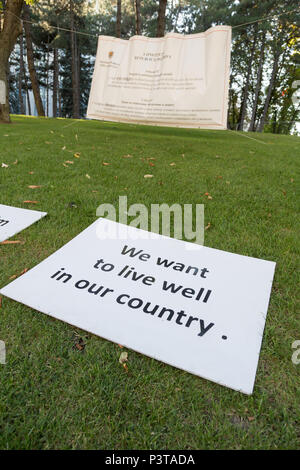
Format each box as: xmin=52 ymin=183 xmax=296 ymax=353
xmin=7 ymin=0 xmax=300 ymax=132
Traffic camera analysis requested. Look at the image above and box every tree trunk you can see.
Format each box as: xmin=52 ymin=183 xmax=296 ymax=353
xmin=156 ymin=0 xmax=167 ymax=37
xmin=238 ymin=29 xmax=257 ymax=131
xmin=135 ymin=0 xmax=141 ymax=35
xmin=0 ymin=0 xmax=24 ymax=123
xmin=70 ymin=0 xmax=80 ymax=118
xmin=23 ymin=4 xmax=45 ymax=117
xmin=257 ymin=47 xmax=281 ymax=132
xmin=18 ymin=33 xmax=25 ymax=114
xmin=249 ymin=33 xmax=265 ymax=132
xmin=116 ymin=0 xmax=121 ymax=38
xmin=26 ymin=85 xmax=31 ymax=115
xmin=53 ymin=47 xmax=59 ymax=118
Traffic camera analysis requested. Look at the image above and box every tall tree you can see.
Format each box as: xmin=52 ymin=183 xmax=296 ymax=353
xmin=18 ymin=33 xmax=25 ymax=113
xmin=116 ymin=0 xmax=121 ymax=38
xmin=248 ymin=32 xmax=266 ymax=131
xmin=135 ymin=0 xmax=141 ymax=35
xmin=23 ymin=3 xmax=45 ymax=116
xmin=52 ymin=46 xmax=58 ymax=117
xmin=0 ymin=0 xmax=24 ymax=123
xmin=156 ymin=0 xmax=167 ymax=37
xmin=70 ymin=0 xmax=80 ymax=118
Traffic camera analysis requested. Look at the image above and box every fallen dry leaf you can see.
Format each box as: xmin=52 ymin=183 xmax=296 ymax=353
xmin=119 ymin=351 xmax=128 ymax=364
xmin=0 ymin=240 xmax=23 ymax=245
xmin=28 ymin=185 xmax=42 ymax=189
xmin=9 ymin=268 xmax=28 ymax=280
xmin=1 ymin=163 xmax=9 ymax=168
xmin=74 ymin=152 xmax=80 ymax=158
xmin=247 ymin=416 xmax=255 ymax=422
xmin=65 ymin=160 xmax=74 ymax=164
xmin=86 ymin=174 xmax=91 ymax=179
xmin=102 ymin=162 xmax=110 ymax=166
xmin=170 ymin=162 xmax=176 ymax=166
xmin=122 ymin=154 xmax=132 ymax=158
xmin=28 ymin=171 xmax=34 ymax=175
xmin=119 ymin=351 xmax=129 ymax=372
xmin=23 ymin=200 xmax=38 ymax=204
xmin=144 ymin=174 xmax=153 ymax=178
xmin=205 ymin=222 xmax=211 ymax=230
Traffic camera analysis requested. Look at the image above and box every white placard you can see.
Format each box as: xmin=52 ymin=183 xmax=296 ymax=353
xmin=87 ymin=26 xmax=231 ymax=129
xmin=0 ymin=204 xmax=47 ymax=242
xmin=0 ymin=219 xmax=275 ymax=394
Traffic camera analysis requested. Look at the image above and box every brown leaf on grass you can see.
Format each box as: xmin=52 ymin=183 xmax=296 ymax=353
xmin=86 ymin=174 xmax=91 ymax=179
xmin=204 ymin=192 xmax=213 ymax=200
xmin=290 ymin=178 xmax=294 ymax=183
xmin=205 ymin=222 xmax=211 ymax=230
xmin=122 ymin=154 xmax=132 ymax=158
xmin=0 ymin=240 xmax=24 ymax=245
xmin=170 ymin=162 xmax=176 ymax=166
xmin=28 ymin=171 xmax=34 ymax=175
xmin=118 ymin=344 xmax=124 ymax=348
xmin=247 ymin=416 xmax=255 ymax=422
xmin=282 ymin=190 xmax=287 ymax=197
xmin=216 ymin=175 xmax=223 ymax=179
xmin=73 ymin=337 xmax=86 ymax=352
xmin=102 ymin=162 xmax=110 ymax=166
xmin=144 ymin=174 xmax=153 ymax=178
xmin=74 ymin=152 xmax=80 ymax=158
xmin=28 ymin=185 xmax=42 ymax=189
xmin=65 ymin=160 xmax=74 ymax=164
xmin=13 ymin=160 xmax=18 ymax=165
xmin=9 ymin=268 xmax=28 ymax=280
xmin=149 ymin=162 xmax=155 ymax=167
xmin=1 ymin=163 xmax=9 ymax=168
xmin=23 ymin=200 xmax=38 ymax=204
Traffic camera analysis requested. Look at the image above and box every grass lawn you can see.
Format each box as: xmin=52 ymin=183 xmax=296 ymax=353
xmin=0 ymin=115 xmax=299 ymax=450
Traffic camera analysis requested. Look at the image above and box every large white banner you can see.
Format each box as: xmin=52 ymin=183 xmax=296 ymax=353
xmin=87 ymin=26 xmax=231 ymax=129
xmin=0 ymin=204 xmax=47 ymax=242
xmin=0 ymin=219 xmax=276 ymax=394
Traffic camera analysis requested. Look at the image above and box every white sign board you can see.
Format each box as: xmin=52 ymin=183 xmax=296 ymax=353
xmin=87 ymin=26 xmax=231 ymax=129
xmin=0 ymin=204 xmax=47 ymax=242
xmin=0 ymin=219 xmax=275 ymax=394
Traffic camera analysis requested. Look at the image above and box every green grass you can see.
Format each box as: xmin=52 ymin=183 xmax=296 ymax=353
xmin=0 ymin=115 xmax=299 ymax=450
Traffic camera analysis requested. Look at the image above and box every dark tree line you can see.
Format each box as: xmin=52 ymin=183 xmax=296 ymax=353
xmin=1 ymin=0 xmax=299 ymax=134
